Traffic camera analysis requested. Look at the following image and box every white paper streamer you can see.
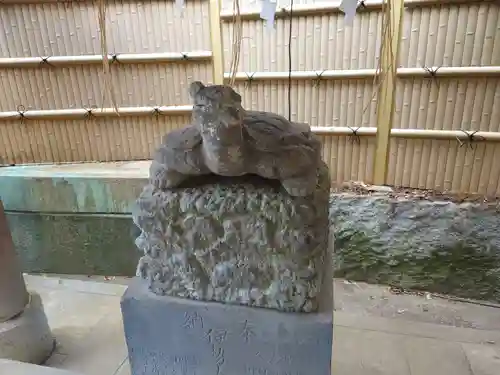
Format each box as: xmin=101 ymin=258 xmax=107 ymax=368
xmin=340 ymin=0 xmax=358 ymax=26
xmin=176 ymin=0 xmax=185 ymax=17
xmin=260 ymin=0 xmax=277 ymax=33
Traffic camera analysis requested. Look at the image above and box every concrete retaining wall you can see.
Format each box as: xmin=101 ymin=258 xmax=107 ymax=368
xmin=7 ymin=213 xmax=139 ymax=276
xmin=0 ymin=162 xmax=147 ymax=276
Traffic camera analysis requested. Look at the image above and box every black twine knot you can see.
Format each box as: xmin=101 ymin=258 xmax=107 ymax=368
xmin=152 ymin=106 xmax=162 ymax=117
xmin=17 ymin=105 xmax=27 ymax=123
xmin=313 ymin=70 xmax=325 ymax=87
xmin=40 ymin=56 xmax=54 ymax=67
xmin=281 ymin=7 xmax=290 ymax=16
xmin=181 ymin=52 xmax=189 ymax=60
xmin=423 ymin=66 xmax=440 ymax=78
xmin=423 ymin=65 xmax=441 ymax=89
xmin=109 ymin=54 xmax=119 ymax=64
xmin=456 ymin=130 xmax=485 ymax=150
xmin=348 ymin=126 xmax=361 ymax=145
xmin=244 ymin=72 xmax=256 ymax=89
xmin=84 ymin=105 xmax=97 ymax=119
xmin=358 ymin=0 xmax=367 ymax=10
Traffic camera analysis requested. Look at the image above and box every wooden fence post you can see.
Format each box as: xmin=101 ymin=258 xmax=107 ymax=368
xmin=209 ymin=0 xmax=225 ymax=84
xmin=372 ymin=0 xmax=405 ymax=185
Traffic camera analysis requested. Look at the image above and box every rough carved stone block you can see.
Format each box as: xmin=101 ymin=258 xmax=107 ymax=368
xmin=134 ymin=163 xmax=330 ymax=313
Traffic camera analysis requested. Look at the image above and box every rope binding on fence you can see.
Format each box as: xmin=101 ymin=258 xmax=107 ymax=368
xmin=456 ymin=130 xmax=485 ymax=150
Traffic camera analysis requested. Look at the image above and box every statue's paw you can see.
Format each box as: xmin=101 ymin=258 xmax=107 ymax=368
xmin=149 ymin=161 xmax=187 ymax=190
xmin=164 ymin=170 xmax=187 ymax=187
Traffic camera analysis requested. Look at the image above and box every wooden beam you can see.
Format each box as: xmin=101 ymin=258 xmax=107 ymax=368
xmin=208 ymin=0 xmax=224 ymax=84
xmin=372 ymin=0 xmax=405 ymax=185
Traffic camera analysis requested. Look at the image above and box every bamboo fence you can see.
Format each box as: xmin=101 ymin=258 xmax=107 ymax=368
xmin=0 ymin=0 xmax=499 ymax=195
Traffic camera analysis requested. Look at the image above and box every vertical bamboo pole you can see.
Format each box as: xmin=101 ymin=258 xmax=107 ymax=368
xmin=209 ymin=0 xmax=225 ymax=84
xmin=372 ymin=0 xmax=405 ymax=185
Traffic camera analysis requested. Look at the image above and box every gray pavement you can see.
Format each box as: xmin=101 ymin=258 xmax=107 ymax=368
xmin=22 ymin=275 xmax=500 ymax=375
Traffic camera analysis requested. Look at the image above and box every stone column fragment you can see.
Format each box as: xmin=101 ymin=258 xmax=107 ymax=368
xmin=0 ymin=200 xmax=55 ymax=364
xmin=0 ymin=201 xmax=29 ymax=322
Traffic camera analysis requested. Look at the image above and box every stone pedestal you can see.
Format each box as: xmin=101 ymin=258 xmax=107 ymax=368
xmin=0 ymin=201 xmax=55 ymax=364
xmin=0 ymin=293 xmax=56 ymax=364
xmin=122 ymin=277 xmax=333 ymax=375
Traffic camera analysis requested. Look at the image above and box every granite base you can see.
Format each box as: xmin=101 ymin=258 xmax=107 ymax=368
xmin=121 ymin=277 xmax=333 ymax=375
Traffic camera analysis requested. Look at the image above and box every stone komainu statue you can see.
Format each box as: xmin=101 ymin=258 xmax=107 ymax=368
xmin=150 ymin=81 xmax=323 ymax=197
xmin=134 ymin=81 xmax=330 ymax=313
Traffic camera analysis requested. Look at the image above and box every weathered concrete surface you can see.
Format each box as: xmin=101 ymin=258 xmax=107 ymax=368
xmin=330 ymin=194 xmax=500 ymax=303
xmin=462 ymin=343 xmax=500 ymax=375
xmin=24 ymin=275 xmax=129 ymax=375
xmin=0 ymin=292 xmax=54 ymax=364
xmin=334 ymin=279 xmax=500 ymax=330
xmin=0 ymin=359 xmax=83 ymax=375
xmin=7 ymin=213 xmax=140 ymax=276
xmin=122 ymin=277 xmax=333 ymax=375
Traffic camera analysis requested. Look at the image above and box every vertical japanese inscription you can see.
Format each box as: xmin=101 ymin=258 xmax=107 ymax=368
xmin=268 ymin=350 xmax=292 ymax=366
xmin=204 ymin=328 xmax=228 ymax=344
xmin=255 ymin=342 xmax=293 ymax=371
xmin=240 ymin=319 xmax=256 ymax=343
xmin=204 ymin=327 xmax=227 ymax=375
xmin=182 ymin=311 xmax=204 ymax=329
xmin=169 ymin=355 xmax=199 ymax=375
xmin=212 ymin=345 xmax=225 ymax=375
